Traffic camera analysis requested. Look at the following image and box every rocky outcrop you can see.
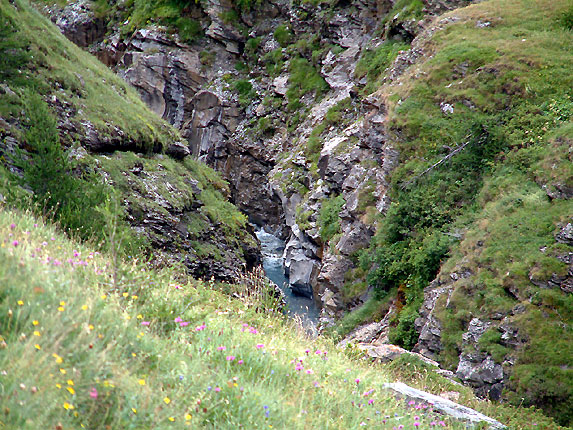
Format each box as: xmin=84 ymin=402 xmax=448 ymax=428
xmin=50 ymin=0 xmax=106 ymax=48
xmin=455 ymin=318 xmax=504 ymax=400
xmin=383 ymin=382 xmax=506 ymax=430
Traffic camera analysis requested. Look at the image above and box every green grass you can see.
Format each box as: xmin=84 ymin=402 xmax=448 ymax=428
xmin=0 ymin=207 xmax=495 ymax=430
xmin=286 ymin=57 xmax=329 ymax=111
xmin=1 ymin=0 xmax=179 ymax=153
xmin=358 ymin=0 xmax=573 ymax=424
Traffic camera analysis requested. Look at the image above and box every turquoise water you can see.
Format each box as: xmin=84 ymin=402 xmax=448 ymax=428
xmin=255 ymin=228 xmax=319 ymax=332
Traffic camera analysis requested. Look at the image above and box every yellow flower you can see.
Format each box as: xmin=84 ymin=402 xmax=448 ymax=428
xmin=53 ymin=353 xmax=63 ymax=364
xmin=67 ymin=380 xmax=74 ymax=386
xmin=60 ymin=368 xmax=67 ymax=375
xmin=34 ymin=344 xmax=41 ymax=350
xmin=138 ymin=379 xmax=145 ymax=386
xmin=57 ymin=307 xmax=65 ymax=312
xmin=123 ymin=292 xmax=129 ymax=298
xmin=185 ymin=414 xmax=192 ymax=421
xmin=32 ymin=320 xmax=39 ymax=326
xmin=81 ymin=305 xmax=88 ymax=311
xmin=100 ymin=294 xmax=107 ymax=300
xmin=56 ymin=383 xmax=62 ymax=389
xmin=136 ymin=314 xmax=143 ymax=319
xmin=132 ymin=295 xmax=138 ymax=300
xmin=168 ymin=417 xmax=175 ymax=422
xmin=88 ymin=324 xmax=94 ymax=331
xmin=17 ymin=300 xmax=24 ymax=306
xmin=63 ymin=402 xmax=74 ymax=410
xmin=33 ymin=331 xmax=41 ymax=337
xmin=132 ymin=353 xmax=137 ymax=357
xmin=60 ymin=301 xmax=66 ymax=306
xmin=132 ymin=408 xmax=137 ymax=414
xmin=67 ymin=387 xmax=75 ymax=395
xmin=163 ymin=397 xmax=171 ymax=405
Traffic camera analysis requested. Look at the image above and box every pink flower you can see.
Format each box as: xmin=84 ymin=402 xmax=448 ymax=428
xmin=238 ymin=360 xmax=244 ymax=364
xmin=306 ymin=369 xmax=314 ymax=374
xmin=89 ymin=387 xmax=98 ymax=399
xmin=355 ymin=378 xmax=360 ymax=384
xmin=226 ymin=355 xmax=235 ymax=361
xmin=256 ymin=344 xmax=264 ymax=349
xmin=214 ymin=387 xmax=221 ymax=392
xmin=12 ymin=240 xmax=18 ymax=247
xmin=10 ymin=223 xmax=16 ymax=230
xmin=174 ymin=317 xmax=182 ymax=323
xmin=305 ymin=349 xmax=310 ymax=355
xmin=295 ymin=364 xmax=304 ymax=371
xmin=141 ymin=321 xmax=150 ymax=326
xmin=195 ymin=324 xmax=206 ymax=331
xmin=217 ymin=346 xmax=226 ymax=351
xmin=414 ymin=423 xmax=420 ymax=428
xmin=368 ymin=399 xmax=374 ymax=405
xmin=414 ymin=416 xmax=419 ymax=421
xmin=438 ymin=422 xmax=446 ymax=427
xmin=315 ymin=350 xmax=321 ymax=355
xmin=179 ymin=322 xmax=189 ymax=327
xmin=249 ymin=327 xmax=258 ymax=334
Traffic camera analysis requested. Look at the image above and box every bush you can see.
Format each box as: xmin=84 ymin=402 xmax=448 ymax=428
xmin=286 ymin=57 xmax=329 ymax=111
xmin=318 ymin=194 xmax=345 ymax=242
xmin=274 ymin=24 xmax=292 ymax=47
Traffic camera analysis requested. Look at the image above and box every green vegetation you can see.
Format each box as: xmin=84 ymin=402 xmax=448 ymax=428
xmin=357 ymin=0 xmax=573 ymax=424
xmin=0 ymin=209 xmax=475 ymax=429
xmin=355 ymin=40 xmax=410 ymax=94
xmin=273 ymin=24 xmax=293 ymax=47
xmin=0 ymin=0 xmax=178 ymax=152
xmin=286 ymin=57 xmax=329 ymax=111
xmin=233 ymin=79 xmax=256 ymax=106
xmin=318 ymin=194 xmax=345 ymax=243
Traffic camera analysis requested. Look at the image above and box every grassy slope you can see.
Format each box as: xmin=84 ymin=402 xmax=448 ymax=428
xmin=351 ymin=0 xmax=573 ymax=424
xmin=0 ymin=0 xmax=254 ymax=267
xmin=1 ymin=0 xmax=178 ymax=152
xmin=0 ymin=208 xmax=566 ymax=429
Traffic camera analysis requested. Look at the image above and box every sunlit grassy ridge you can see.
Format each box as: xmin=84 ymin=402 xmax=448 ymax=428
xmin=0 ymin=0 xmax=178 ymax=152
xmin=1 ymin=208 xmax=566 ymax=429
xmin=0 ymin=208 xmax=466 ymax=429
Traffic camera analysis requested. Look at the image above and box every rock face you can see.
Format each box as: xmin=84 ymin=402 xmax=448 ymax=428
xmin=50 ymin=0 xmax=106 ymax=48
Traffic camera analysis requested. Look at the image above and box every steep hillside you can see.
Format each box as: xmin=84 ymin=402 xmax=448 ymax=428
xmin=0 ymin=0 xmax=258 ymax=280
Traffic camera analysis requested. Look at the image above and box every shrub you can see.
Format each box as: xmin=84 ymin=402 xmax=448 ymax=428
xmin=318 ymin=194 xmax=345 ymax=242
xmin=274 ymin=24 xmax=292 ymax=47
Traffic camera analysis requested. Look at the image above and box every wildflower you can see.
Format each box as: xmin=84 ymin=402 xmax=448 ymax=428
xmin=306 ymin=369 xmax=314 ymax=374
xmin=195 ymin=324 xmax=206 ymax=331
xmin=256 ymin=344 xmax=265 ymax=349
xmin=67 ymin=387 xmax=75 ymax=395
xmin=122 ymin=292 xmax=129 ymax=298
xmin=368 ymin=399 xmax=374 ymax=405
xmin=438 ymin=422 xmax=446 ymax=427
xmin=355 ymin=378 xmax=360 ymax=384
xmin=12 ymin=240 xmax=19 ymax=247
xmin=217 ymin=346 xmax=226 ymax=351
xmin=238 ymin=360 xmax=244 ymax=364
xmin=315 ymin=350 xmax=321 ymax=355
xmin=17 ymin=300 xmax=24 ymax=306
xmin=249 ymin=327 xmax=258 ymax=334
xmin=10 ymin=223 xmax=15 ymax=229
xmin=138 ymin=379 xmax=146 ymax=386
xmin=57 ymin=306 xmax=65 ymax=312
xmin=81 ymin=305 xmax=88 ymax=311
xmin=174 ymin=317 xmax=182 ymax=323
xmin=32 ymin=320 xmax=39 ymax=326
xmin=33 ymin=331 xmax=41 ymax=337
xmin=136 ymin=314 xmax=143 ymax=319
xmin=100 ymin=295 xmax=107 ymax=300
xmin=141 ymin=321 xmax=150 ymax=326
xmin=168 ymin=417 xmax=175 ymax=422
xmin=185 ymin=414 xmax=192 ymax=420
xmin=214 ymin=387 xmax=221 ymax=392
xmin=164 ymin=397 xmax=171 ymax=405
xmin=60 ymin=368 xmax=66 ymax=374
xmin=89 ymin=387 xmax=98 ymax=399
xmin=226 ymin=356 xmax=236 ymax=361
xmin=34 ymin=344 xmax=41 ymax=350
xmin=179 ymin=375 xmax=184 ymax=381
xmin=179 ymin=322 xmax=189 ymax=327
xmin=132 ymin=408 xmax=137 ymax=414
xmin=63 ymin=402 xmax=74 ymax=410
xmin=430 ymin=422 xmax=437 ymax=427
xmin=67 ymin=380 xmax=74 ymax=386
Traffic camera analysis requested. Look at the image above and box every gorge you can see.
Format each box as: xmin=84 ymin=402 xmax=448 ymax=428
xmin=1 ymin=0 xmax=572 ymax=426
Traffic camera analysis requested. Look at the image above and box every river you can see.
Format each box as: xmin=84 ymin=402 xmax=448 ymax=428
xmin=255 ymin=227 xmax=319 ymax=334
